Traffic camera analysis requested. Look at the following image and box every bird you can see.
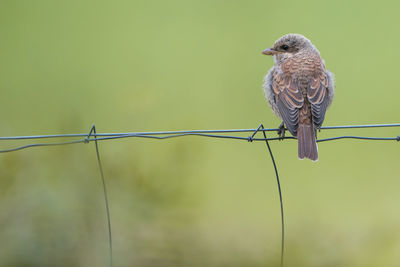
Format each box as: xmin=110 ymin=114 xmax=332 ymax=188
xmin=262 ymin=34 xmax=334 ymax=161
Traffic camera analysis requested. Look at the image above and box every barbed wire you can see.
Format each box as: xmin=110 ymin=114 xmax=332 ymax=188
xmin=0 ymin=122 xmax=399 ymax=267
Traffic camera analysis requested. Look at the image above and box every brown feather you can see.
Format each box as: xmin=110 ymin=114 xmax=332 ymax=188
xmin=271 ymin=66 xmax=304 ymax=137
xmin=262 ymin=34 xmax=335 ymax=161
xmin=297 ymin=123 xmax=318 ymax=161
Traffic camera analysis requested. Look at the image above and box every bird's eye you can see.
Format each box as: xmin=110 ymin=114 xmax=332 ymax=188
xmin=280 ymin=44 xmax=289 ymax=51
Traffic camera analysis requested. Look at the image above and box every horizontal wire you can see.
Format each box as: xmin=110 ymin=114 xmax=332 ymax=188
xmin=82 ymin=134 xmax=400 ymax=143
xmin=0 ymin=123 xmax=399 ymax=141
xmin=0 ymin=131 xmax=398 ymax=154
xmin=0 ymin=140 xmax=85 ymax=153
xmin=317 ymin=136 xmax=400 ymax=142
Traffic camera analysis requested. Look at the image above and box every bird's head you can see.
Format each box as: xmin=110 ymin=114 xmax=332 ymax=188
xmin=262 ymin=34 xmax=318 ymax=62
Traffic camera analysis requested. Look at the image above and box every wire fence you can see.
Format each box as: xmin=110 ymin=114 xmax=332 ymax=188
xmin=0 ymin=123 xmax=399 ymax=153
xmin=0 ymin=122 xmax=399 ymax=267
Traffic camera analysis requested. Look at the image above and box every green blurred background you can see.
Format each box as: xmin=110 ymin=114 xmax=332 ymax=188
xmin=0 ymin=0 xmax=399 ymax=266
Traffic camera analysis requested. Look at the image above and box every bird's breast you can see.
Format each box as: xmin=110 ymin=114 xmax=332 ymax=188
xmin=280 ymin=54 xmax=324 ymax=79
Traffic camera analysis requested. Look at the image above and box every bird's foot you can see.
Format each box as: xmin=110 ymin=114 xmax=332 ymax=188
xmin=316 ymin=126 xmax=321 ymax=139
xmin=277 ymin=122 xmax=286 ymax=140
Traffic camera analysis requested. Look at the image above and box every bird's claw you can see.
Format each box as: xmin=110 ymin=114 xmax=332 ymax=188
xmin=277 ymin=122 xmax=285 ymax=141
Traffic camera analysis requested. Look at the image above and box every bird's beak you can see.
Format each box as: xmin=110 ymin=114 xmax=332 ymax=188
xmin=262 ymin=47 xmax=278 ymax=55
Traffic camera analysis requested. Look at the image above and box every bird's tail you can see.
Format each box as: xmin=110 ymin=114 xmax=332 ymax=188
xmin=297 ymin=123 xmax=318 ymax=161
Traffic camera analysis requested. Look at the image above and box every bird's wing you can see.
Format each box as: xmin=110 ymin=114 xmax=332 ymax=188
xmin=272 ymin=69 xmax=304 ymax=136
xmin=307 ymin=70 xmax=330 ymax=128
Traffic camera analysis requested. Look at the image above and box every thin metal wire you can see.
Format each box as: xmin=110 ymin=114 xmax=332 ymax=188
xmin=0 ymin=139 xmax=85 ymax=153
xmin=317 ymin=136 xmax=400 ymax=142
xmin=263 ymin=130 xmax=284 ymax=267
xmin=87 ymin=125 xmax=113 ymax=267
xmin=1 ymin=133 xmax=399 ymax=154
xmin=0 ymin=123 xmax=399 ymax=140
xmin=249 ymin=125 xmax=285 ymax=267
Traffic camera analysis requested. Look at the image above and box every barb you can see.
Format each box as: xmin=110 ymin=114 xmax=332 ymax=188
xmin=87 ymin=124 xmax=113 ymax=267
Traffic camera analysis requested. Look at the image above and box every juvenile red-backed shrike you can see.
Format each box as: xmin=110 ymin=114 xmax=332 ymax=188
xmin=263 ymin=34 xmax=334 ymax=161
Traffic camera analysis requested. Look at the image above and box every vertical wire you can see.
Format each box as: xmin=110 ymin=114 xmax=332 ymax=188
xmin=88 ymin=125 xmax=113 ymax=267
xmin=262 ymin=129 xmax=285 ymax=267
